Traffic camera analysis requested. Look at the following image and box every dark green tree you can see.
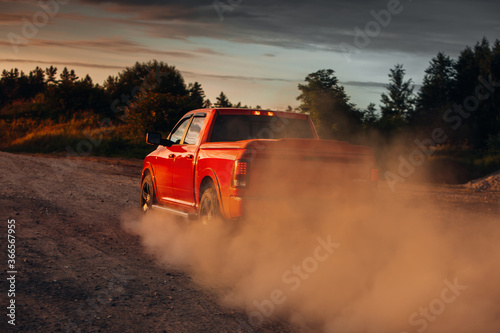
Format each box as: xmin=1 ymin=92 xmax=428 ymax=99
xmin=60 ymin=67 xmax=78 ymax=85
xmin=472 ymin=38 xmax=497 ymax=148
xmin=107 ymin=60 xmax=187 ymax=103
xmin=39 ymin=67 xmax=109 ymax=118
xmin=492 ymin=39 xmax=500 ymax=82
xmin=413 ymin=52 xmax=455 ymax=129
xmin=297 ymin=69 xmax=362 ymax=140
xmin=451 ymin=38 xmax=499 ymax=148
xmin=362 ymin=103 xmax=379 ymax=125
xmin=379 ymin=64 xmax=415 ymax=131
xmin=107 ymin=60 xmax=189 ymax=121
xmin=45 ymin=66 xmax=57 ymax=85
xmin=1 ymin=69 xmax=21 ymax=104
xmin=490 ymin=40 xmax=500 ymax=149
xmin=16 ymin=71 xmax=30 ymax=99
xmin=109 ymin=60 xmax=195 ymax=138
xmin=215 ymin=91 xmax=232 ymax=107
xmin=453 ymin=46 xmax=477 ymax=104
xmin=81 ymin=74 xmax=93 ymax=87
xmin=187 ymin=81 xmax=205 ymax=109
xmin=202 ymin=99 xmax=212 ymax=108
xmin=474 ymin=37 xmax=492 ymax=77
xmin=28 ymin=67 xmax=45 ymax=88
xmin=124 ymin=92 xmax=190 ymax=140
xmin=103 ymin=75 xmax=117 ymax=92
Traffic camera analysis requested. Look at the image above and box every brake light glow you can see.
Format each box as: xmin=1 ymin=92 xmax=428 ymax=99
xmin=232 ymin=160 xmax=249 ymax=188
xmin=235 ymin=160 xmax=247 ymax=176
xmin=371 ymin=168 xmax=378 ymax=181
xmin=252 ymin=110 xmax=274 ymax=116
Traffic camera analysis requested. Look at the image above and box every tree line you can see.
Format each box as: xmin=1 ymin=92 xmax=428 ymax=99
xmin=298 ymin=37 xmax=500 ymax=151
xmin=1 ymin=38 xmax=499 ymax=151
xmin=0 ymin=60 xmax=257 ymax=141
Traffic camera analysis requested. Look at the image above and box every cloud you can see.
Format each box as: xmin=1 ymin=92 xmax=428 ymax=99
xmin=181 ymin=70 xmax=295 ymax=82
xmin=192 ymin=47 xmax=224 ymax=56
xmin=3 ymin=0 xmax=499 ymax=58
xmin=28 ymin=38 xmax=201 ymax=57
xmin=1 ymin=33 xmax=222 ymax=58
xmin=0 ymin=41 xmax=17 ymax=47
xmin=0 ymin=13 xmax=25 ymax=25
xmin=0 ymin=58 xmax=125 ymax=70
xmin=76 ymin=0 xmax=500 ymax=57
xmin=341 ymin=81 xmax=387 ymax=88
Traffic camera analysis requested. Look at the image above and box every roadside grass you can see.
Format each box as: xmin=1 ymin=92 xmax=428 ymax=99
xmin=425 ymin=145 xmax=500 ymax=183
xmin=0 ymin=115 xmax=153 ymax=159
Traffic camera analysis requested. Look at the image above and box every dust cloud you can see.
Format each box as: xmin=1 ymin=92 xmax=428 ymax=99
xmin=122 ymin=161 xmax=500 ymax=333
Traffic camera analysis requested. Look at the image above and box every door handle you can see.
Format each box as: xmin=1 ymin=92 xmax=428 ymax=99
xmin=168 ymin=154 xmax=175 ymax=159
xmin=187 ymin=154 xmax=194 ymax=159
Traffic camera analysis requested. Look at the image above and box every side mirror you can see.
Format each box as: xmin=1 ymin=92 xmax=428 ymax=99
xmin=146 ymin=132 xmax=173 ymax=147
xmin=146 ymin=132 xmax=162 ymax=145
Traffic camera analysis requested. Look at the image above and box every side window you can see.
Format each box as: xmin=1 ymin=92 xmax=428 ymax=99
xmin=169 ymin=117 xmax=191 ymax=144
xmin=183 ymin=116 xmax=206 ymax=145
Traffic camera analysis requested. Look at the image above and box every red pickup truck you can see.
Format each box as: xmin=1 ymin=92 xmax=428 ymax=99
xmin=140 ymin=108 xmax=377 ymax=222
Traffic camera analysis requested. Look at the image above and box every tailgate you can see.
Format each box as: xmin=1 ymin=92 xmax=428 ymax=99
xmin=245 ymin=138 xmax=376 ymax=198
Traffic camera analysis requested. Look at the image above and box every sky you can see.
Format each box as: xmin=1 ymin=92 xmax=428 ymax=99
xmin=1 ymin=0 xmax=499 ymax=110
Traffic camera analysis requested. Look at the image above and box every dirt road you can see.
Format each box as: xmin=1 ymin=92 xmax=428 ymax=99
xmin=0 ymin=152 xmax=290 ymax=332
xmin=0 ymin=152 xmax=498 ymax=332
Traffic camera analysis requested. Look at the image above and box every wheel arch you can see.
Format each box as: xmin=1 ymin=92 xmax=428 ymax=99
xmin=197 ymin=171 xmax=226 ymax=218
xmin=141 ymin=162 xmax=159 ymax=205
xmin=141 ymin=168 xmax=151 ymax=182
xmin=199 ymin=176 xmax=215 ymax=197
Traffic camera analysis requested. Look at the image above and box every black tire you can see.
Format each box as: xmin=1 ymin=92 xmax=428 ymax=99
xmin=199 ymin=186 xmax=220 ymax=224
xmin=141 ymin=174 xmax=155 ymax=212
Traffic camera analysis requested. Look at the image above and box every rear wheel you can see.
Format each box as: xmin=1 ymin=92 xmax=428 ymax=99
xmin=141 ymin=174 xmax=154 ymax=212
xmin=199 ymin=186 xmax=220 ymax=224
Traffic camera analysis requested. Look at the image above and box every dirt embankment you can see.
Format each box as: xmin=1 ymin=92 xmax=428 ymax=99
xmin=466 ymin=170 xmax=500 ymax=191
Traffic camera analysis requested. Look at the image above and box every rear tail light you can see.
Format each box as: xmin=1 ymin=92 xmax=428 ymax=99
xmin=232 ymin=160 xmax=249 ymax=188
xmin=371 ymin=168 xmax=378 ymax=181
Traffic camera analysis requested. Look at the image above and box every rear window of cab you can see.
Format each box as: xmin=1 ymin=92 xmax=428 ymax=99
xmin=210 ymin=115 xmax=314 ymax=142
